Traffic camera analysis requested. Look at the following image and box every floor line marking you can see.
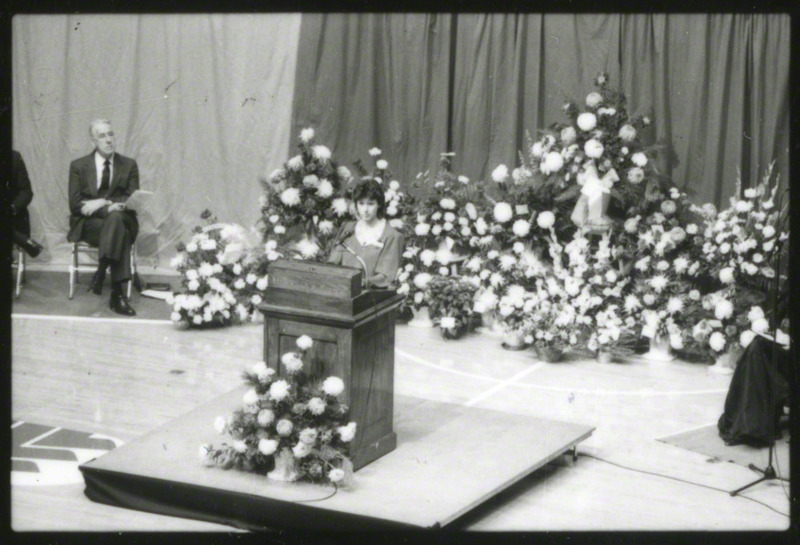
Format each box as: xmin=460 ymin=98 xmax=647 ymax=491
xmin=12 ymin=313 xmax=173 ymax=326
xmin=464 ymin=362 xmax=546 ymax=407
xmin=654 ymin=421 xmax=722 ymax=441
xmin=395 ymin=348 xmax=728 ymax=397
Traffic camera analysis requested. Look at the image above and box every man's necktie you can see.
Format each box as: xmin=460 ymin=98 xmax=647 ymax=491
xmin=99 ymin=159 xmax=110 ymax=194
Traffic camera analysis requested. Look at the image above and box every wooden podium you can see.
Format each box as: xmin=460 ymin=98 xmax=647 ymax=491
xmin=258 ymin=259 xmax=404 ymax=471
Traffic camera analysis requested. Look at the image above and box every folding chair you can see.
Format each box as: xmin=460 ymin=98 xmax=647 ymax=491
xmin=12 ymin=245 xmax=25 ymax=298
xmin=69 ymin=242 xmax=136 ymax=299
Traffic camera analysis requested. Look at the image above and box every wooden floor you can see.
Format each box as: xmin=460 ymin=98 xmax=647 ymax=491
xmin=10 ymin=313 xmax=791 ymax=531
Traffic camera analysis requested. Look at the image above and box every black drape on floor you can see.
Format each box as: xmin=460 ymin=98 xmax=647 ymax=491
xmin=718 ymin=336 xmax=791 ymax=447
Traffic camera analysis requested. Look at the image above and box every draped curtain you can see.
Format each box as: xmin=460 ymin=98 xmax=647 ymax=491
xmin=293 ymin=13 xmax=789 ymax=207
xmin=13 ymin=14 xmax=301 ymax=267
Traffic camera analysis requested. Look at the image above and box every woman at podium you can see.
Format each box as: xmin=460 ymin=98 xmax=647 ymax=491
xmin=328 ymin=179 xmax=404 ymax=289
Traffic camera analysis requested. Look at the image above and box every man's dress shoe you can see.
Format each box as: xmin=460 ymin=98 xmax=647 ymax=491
xmin=89 ymin=269 xmax=106 ymax=295
xmin=19 ymin=238 xmax=43 ymax=258
xmin=110 ymin=293 xmax=136 ymax=316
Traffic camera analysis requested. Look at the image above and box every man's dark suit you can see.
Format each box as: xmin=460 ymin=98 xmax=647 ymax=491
xmin=68 ymin=152 xmax=139 ymax=283
xmin=12 ymin=150 xmax=33 ymax=237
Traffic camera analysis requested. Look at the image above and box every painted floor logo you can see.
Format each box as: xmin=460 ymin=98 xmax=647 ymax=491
xmin=12 ymin=421 xmax=123 ymax=486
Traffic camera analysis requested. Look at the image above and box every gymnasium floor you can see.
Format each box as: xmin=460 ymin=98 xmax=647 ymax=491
xmin=10 ymin=291 xmax=792 ymax=531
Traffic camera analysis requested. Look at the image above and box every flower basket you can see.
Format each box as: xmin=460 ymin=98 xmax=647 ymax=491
xmin=596 ymin=349 xmax=614 ymax=364
xmin=441 ymin=323 xmax=467 ymax=340
xmin=267 ymin=448 xmax=300 ymax=482
xmin=642 ymin=334 xmax=675 ymax=363
xmin=408 ymin=306 xmax=434 ymax=328
xmin=708 ymin=346 xmax=743 ymax=375
xmin=502 ymin=330 xmax=527 ymax=350
xmin=536 ymin=345 xmax=564 ymax=363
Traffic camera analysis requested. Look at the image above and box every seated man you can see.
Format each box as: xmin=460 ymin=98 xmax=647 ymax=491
xmin=68 ymin=119 xmax=139 ymax=316
xmin=12 ymin=150 xmax=44 ymax=257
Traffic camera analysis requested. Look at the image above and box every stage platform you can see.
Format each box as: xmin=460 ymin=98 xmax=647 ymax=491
xmin=80 ymin=385 xmax=594 ymax=530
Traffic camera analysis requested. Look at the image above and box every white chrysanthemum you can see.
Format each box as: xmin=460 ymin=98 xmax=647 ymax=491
xmin=577 ymin=112 xmax=597 ymax=131
xmin=276 ymin=419 xmax=293 ymax=436
xmin=323 ymin=376 xmax=345 ymax=397
xmin=299 ymin=127 xmax=315 ymax=143
xmin=661 ymin=200 xmax=677 ymax=215
xmin=667 ymin=297 xmax=684 ymax=314
xmin=313 ymin=219 xmax=333 ymax=236
xmin=373 ymin=158 xmax=388 ymax=170
xmin=440 ymin=198 xmax=456 ymax=210
xmin=170 ymin=311 xmax=182 ymax=322
xmin=751 ymin=317 xmax=770 ymax=335
xmin=368 ymin=147 xmax=382 ymax=157
xmin=281 ymin=352 xmax=304 ymax=374
xmin=312 ymin=145 xmax=331 ymax=161
xmin=762 ymin=225 xmax=776 ymax=238
xmin=531 ymin=141 xmax=544 ymax=157
xmin=303 ymin=174 xmax=320 ymax=188
xmin=214 ymin=415 xmax=227 ymax=434
xmin=419 ymin=249 xmax=436 ymax=267
xmin=619 ymin=124 xmax=637 ymax=142
xmin=513 ymin=219 xmax=531 ymax=237
xmin=322 ymin=200 xmax=346 ymax=220
xmin=709 ymin=331 xmax=726 ymax=352
xmin=540 ymin=151 xmax=564 ymax=174
xmin=493 ymin=202 xmax=513 ymax=223
xmin=280 ymin=187 xmax=301 ymax=207
xmin=719 ymin=267 xmax=735 ymax=284
xmin=739 ymin=329 xmax=756 ymax=348
xmin=714 ymin=299 xmax=734 ymax=321
xmin=561 ymin=126 xmax=577 ymax=144
xmin=232 ymin=440 xmax=247 ymax=453
xmin=747 ymin=306 xmax=765 ymax=323
xmin=491 ymin=164 xmax=509 ymax=183
xmin=286 ymin=155 xmax=304 ymax=171
xmin=316 ymin=180 xmax=333 ymax=198
xmin=414 ymin=223 xmax=431 ymax=237
xmin=296 ymin=335 xmax=313 ymax=350
xmin=413 ymin=272 xmax=433 ymax=289
xmin=649 ymin=274 xmax=668 ymax=292
xmin=338 ymin=422 xmax=357 ymax=442
xmin=258 ymin=438 xmax=278 ymax=456
xmin=243 ymin=387 xmax=259 ymax=406
xmin=586 ymin=92 xmax=603 ymax=108
xmin=257 ymin=408 xmax=275 ymax=427
xmin=328 ymin=468 xmax=345 ymax=483
xmin=584 ymin=139 xmax=604 ymax=159
xmin=499 ymin=254 xmax=517 ymax=271
xmin=631 ymin=152 xmax=648 ymax=167
xmin=295 ymin=238 xmax=320 ymax=258
xmin=536 ymin=211 xmax=555 ymax=230
xmin=626 ymin=167 xmax=644 ymax=185
xmin=624 ymin=295 xmax=641 ymax=313
xmin=307 ymin=397 xmax=326 ymax=416
xmin=269 ymin=379 xmax=291 ymax=402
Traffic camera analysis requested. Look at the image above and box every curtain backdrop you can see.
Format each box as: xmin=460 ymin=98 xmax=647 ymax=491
xmin=291 ymin=13 xmax=453 ymax=185
xmin=293 ymin=13 xmax=789 ymax=207
xmin=13 ymin=14 xmax=301 ymax=267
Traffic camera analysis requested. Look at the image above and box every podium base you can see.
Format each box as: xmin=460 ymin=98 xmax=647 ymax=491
xmin=353 ymin=432 xmax=397 ymax=471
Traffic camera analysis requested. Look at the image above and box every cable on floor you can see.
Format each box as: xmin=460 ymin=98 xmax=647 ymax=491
xmin=576 ymin=452 xmax=789 ymax=519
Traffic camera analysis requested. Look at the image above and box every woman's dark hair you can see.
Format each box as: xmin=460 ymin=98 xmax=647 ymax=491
xmin=352 ymin=178 xmax=387 ymax=218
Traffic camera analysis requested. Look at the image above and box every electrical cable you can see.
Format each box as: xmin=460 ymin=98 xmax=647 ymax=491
xmin=292 ymin=483 xmax=338 ymax=503
xmin=576 ymin=452 xmax=789 ymax=518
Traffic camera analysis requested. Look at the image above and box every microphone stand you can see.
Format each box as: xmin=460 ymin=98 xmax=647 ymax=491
xmin=730 ymin=212 xmax=790 ymax=496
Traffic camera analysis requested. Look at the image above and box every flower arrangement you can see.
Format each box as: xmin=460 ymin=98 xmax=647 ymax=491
xmin=169 ymin=209 xmax=267 ymax=327
xmin=424 ymin=275 xmax=480 ymax=339
xmin=522 ymin=72 xmax=661 ymax=234
xmin=201 ymin=335 xmax=356 ymax=485
xmin=259 ymin=128 xmax=354 ymax=262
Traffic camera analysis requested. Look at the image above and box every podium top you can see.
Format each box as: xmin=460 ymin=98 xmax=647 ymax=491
xmin=268 ymin=259 xmax=363 ymax=299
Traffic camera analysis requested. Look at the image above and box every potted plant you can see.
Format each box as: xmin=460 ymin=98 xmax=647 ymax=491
xmin=425 ymin=275 xmax=479 ymax=340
